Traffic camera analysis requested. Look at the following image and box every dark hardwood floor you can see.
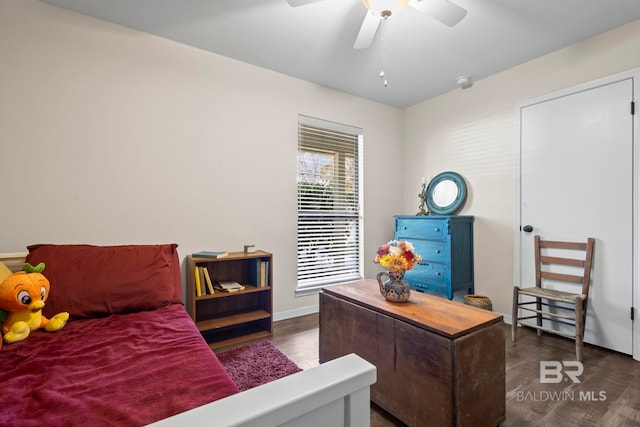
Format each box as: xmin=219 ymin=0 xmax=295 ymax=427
xmin=225 ymin=313 xmax=640 ymax=427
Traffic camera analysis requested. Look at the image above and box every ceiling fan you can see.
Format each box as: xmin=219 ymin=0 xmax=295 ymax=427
xmin=287 ymin=0 xmax=467 ymax=49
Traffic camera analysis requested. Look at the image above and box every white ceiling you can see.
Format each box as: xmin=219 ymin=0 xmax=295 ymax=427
xmin=40 ymin=0 xmax=640 ymax=108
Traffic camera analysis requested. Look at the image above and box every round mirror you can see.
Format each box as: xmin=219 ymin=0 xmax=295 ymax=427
xmin=425 ymin=171 xmax=467 ymax=215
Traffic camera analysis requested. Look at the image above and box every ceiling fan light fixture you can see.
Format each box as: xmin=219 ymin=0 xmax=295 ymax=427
xmin=363 ymin=0 xmax=410 ymax=18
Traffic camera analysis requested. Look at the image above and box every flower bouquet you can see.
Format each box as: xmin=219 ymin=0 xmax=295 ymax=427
xmin=374 ymin=240 xmax=422 ymax=277
xmin=374 ymin=240 xmax=422 ymax=303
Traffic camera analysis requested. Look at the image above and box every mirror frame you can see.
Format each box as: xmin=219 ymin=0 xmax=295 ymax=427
xmin=425 ymin=171 xmax=468 ymax=215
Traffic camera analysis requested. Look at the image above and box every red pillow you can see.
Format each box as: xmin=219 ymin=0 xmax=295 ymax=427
xmin=26 ymin=244 xmax=183 ymax=319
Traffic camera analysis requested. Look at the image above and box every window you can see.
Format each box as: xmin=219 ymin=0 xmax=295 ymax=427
xmin=296 ymin=115 xmax=363 ymax=294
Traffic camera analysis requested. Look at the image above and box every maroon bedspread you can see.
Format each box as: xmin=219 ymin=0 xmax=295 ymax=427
xmin=0 ymin=304 xmax=239 ymax=426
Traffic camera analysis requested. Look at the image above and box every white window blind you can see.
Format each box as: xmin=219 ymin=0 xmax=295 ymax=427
xmin=297 ymin=115 xmax=363 ymax=292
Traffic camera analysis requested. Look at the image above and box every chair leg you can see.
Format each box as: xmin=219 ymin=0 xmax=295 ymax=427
xmin=575 ymin=296 xmax=586 ymax=362
xmin=536 ymin=297 xmax=543 ymax=336
xmin=512 ymin=286 xmax=519 ymax=342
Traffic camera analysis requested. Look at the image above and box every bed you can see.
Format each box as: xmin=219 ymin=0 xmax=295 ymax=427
xmin=0 ymin=244 xmax=375 ymax=426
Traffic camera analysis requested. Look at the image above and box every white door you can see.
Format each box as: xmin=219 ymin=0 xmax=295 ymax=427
xmin=517 ymin=75 xmax=634 ymax=355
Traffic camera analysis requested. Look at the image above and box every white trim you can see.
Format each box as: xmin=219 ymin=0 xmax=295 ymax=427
xmin=273 ymin=304 xmax=319 ymax=322
xmin=502 ymin=313 xmax=513 ymax=325
xmin=298 ymin=114 xmax=363 ymax=135
xmin=634 ymin=69 xmax=640 ymax=362
xmin=0 ymin=252 xmax=28 ymax=273
xmin=296 ymin=116 xmax=363 ymax=291
xmin=0 ymin=252 xmax=29 ymax=258
xmin=513 ymin=103 xmax=522 ymax=291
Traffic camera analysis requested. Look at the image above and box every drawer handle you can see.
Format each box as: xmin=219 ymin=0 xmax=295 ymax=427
xmin=434 ymin=227 xmax=440 ymax=232
xmin=434 ymin=249 xmax=441 ymax=254
xmin=436 ymin=272 xmax=441 ymax=276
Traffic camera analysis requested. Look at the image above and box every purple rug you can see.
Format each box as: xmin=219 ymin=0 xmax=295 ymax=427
xmin=216 ymin=341 xmax=302 ymax=391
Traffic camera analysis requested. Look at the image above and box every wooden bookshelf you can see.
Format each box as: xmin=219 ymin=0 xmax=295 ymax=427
xmin=186 ymin=250 xmax=273 ymax=349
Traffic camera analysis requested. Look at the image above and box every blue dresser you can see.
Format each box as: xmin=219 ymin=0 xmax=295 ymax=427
xmin=394 ymin=215 xmax=474 ymax=300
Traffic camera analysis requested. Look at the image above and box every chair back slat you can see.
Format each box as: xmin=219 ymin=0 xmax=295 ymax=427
xmin=539 ymin=255 xmax=585 ymax=267
xmin=534 ymin=235 xmax=595 ymax=296
xmin=538 ymin=240 xmax=588 ymax=251
xmin=540 ymin=271 xmax=584 ymax=284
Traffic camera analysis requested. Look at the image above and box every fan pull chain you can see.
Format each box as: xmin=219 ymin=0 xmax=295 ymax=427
xmin=380 ymin=18 xmax=388 ymax=87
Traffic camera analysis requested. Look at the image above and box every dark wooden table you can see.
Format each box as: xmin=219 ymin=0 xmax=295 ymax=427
xmin=319 ymin=280 xmax=505 ymax=427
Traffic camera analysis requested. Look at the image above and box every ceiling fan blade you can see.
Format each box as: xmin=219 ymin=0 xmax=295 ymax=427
xmin=354 ymin=11 xmax=381 ymax=50
xmin=409 ymin=0 xmax=467 ymax=27
xmin=287 ymin=0 xmax=326 ymax=6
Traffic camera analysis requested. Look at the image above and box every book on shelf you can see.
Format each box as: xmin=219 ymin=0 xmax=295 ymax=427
xmin=214 ymin=280 xmax=245 ymax=292
xmin=250 ymin=259 xmax=258 ymax=287
xmin=198 ymin=267 xmax=207 ymax=295
xmin=194 ymin=266 xmax=202 ymax=297
xmin=260 ymin=260 xmax=268 ymax=287
xmin=203 ymin=267 xmax=215 ymax=294
xmin=192 ymin=251 xmax=228 ymax=259
xmin=250 ymin=259 xmax=270 ymax=287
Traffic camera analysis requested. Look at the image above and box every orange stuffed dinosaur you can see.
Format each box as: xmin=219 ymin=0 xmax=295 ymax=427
xmin=0 ymin=262 xmax=69 ymax=346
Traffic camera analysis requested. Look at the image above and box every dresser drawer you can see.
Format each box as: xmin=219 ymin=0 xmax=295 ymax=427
xmin=406 ymin=262 xmax=447 ymax=285
xmin=412 ymin=240 xmax=448 ymax=262
xmin=396 ymin=218 xmax=448 ymax=240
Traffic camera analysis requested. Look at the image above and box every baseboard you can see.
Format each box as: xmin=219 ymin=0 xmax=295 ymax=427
xmin=273 ymin=305 xmax=319 ymax=322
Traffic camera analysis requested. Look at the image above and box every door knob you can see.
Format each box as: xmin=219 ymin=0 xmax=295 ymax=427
xmin=521 ymin=225 xmax=533 ymax=233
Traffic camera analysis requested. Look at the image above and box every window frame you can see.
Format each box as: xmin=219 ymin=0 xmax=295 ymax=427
xmin=296 ymin=115 xmax=363 ymax=296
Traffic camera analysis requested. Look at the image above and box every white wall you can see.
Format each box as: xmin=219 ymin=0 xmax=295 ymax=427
xmin=403 ymin=19 xmax=640 ymax=316
xmin=0 ymin=0 xmax=403 ymax=318
xmin=5 ymin=1 xmax=640 ymax=321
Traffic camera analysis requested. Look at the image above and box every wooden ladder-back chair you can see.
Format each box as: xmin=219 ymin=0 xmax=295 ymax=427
xmin=512 ymin=235 xmax=595 ymax=362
